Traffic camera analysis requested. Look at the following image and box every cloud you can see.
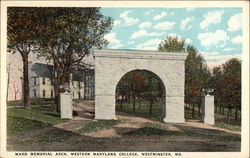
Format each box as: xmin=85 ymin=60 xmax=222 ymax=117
xmin=113 ymin=20 xmax=121 ymax=27
xmin=165 ymin=33 xmax=192 ymax=44
xmin=185 ymin=38 xmax=192 ymax=44
xmin=201 ymin=51 xmax=242 ymax=69
xmin=104 ymin=33 xmax=123 ymax=48
xmin=120 ymin=10 xmax=139 ymax=26
xmin=180 ymin=17 xmax=194 ymax=30
xmin=154 ymin=21 xmax=176 ymax=30
xmin=200 ymin=10 xmax=224 ymax=29
xmin=145 ymin=9 xmax=154 ymax=15
xmin=227 ymin=13 xmax=242 ymax=32
xmin=223 ymin=48 xmax=236 ymax=52
xmin=231 ymin=35 xmax=242 ymax=44
xmin=127 ymin=41 xmax=135 ymax=45
xmin=136 ymin=38 xmax=162 ymax=50
xmin=139 ymin=21 xmax=152 ymax=29
xmin=153 ymin=12 xmax=167 ymax=20
xmin=186 ymin=8 xmax=195 ymax=12
xmin=197 ymin=30 xmax=229 ymax=47
xmin=130 ymin=29 xmax=162 ymax=39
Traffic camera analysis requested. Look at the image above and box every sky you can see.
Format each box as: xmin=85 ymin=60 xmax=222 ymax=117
xmin=101 ymin=8 xmax=242 ymax=69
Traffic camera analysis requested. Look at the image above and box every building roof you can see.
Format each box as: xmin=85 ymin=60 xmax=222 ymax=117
xmin=31 ymin=63 xmax=94 ymax=81
xmin=31 ymin=63 xmax=54 ymax=78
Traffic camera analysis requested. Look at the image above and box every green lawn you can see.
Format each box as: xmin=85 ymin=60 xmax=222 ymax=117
xmin=75 ymin=120 xmax=120 ymax=134
xmin=214 ymin=122 xmax=241 ymax=132
xmin=7 ymin=98 xmax=54 ymax=107
xmin=116 ymin=100 xmax=165 ymax=122
xmin=7 ymin=106 xmax=69 ymax=136
xmin=214 ymin=106 xmax=241 ymax=120
xmin=126 ymin=122 xmax=240 ymax=142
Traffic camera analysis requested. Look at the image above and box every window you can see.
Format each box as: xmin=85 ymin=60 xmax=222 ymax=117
xmin=43 ymin=90 xmax=46 ymax=98
xmin=42 ymin=78 xmax=45 ymax=85
xmin=34 ymin=90 xmax=36 ymax=98
xmin=51 ymin=90 xmax=53 ymax=98
xmin=78 ymin=92 xmax=81 ymax=99
xmin=73 ymin=92 xmax=74 ymax=98
xmin=34 ymin=77 xmax=36 ymax=86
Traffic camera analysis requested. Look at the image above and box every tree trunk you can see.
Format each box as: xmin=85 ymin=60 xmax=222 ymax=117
xmin=132 ymin=95 xmax=136 ymax=112
xmin=120 ymin=94 xmax=124 ymax=110
xmin=192 ymin=103 xmax=195 ymax=118
xmin=222 ymin=106 xmax=224 ymax=115
xmin=198 ymin=103 xmax=201 ymax=117
xmin=149 ymin=98 xmax=153 ymax=115
xmin=7 ymin=64 xmax=10 ymax=102
xmin=235 ymin=106 xmax=238 ymax=120
xmin=22 ymin=55 xmax=30 ymax=108
xmin=138 ymin=98 xmax=141 ymax=110
xmin=54 ymin=82 xmax=61 ymax=112
xmin=227 ymin=107 xmax=230 ymax=124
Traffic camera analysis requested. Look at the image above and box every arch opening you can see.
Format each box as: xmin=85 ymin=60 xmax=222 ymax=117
xmin=115 ymin=69 xmax=166 ymax=122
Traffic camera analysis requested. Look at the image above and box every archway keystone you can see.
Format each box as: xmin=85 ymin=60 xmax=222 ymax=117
xmin=94 ymin=49 xmax=187 ymax=123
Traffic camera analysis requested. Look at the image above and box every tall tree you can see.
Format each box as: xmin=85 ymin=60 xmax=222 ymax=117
xmin=7 ymin=8 xmax=40 ymax=108
xmin=36 ymin=8 xmax=113 ymax=112
xmin=158 ymin=35 xmax=186 ymax=52
xmin=222 ymin=58 xmax=241 ymax=123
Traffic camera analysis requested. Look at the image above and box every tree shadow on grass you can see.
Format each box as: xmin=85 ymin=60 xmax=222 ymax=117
xmin=7 ymin=116 xmax=51 ymax=136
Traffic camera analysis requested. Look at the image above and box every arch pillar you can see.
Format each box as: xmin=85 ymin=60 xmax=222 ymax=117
xmin=164 ymin=96 xmax=185 ymax=123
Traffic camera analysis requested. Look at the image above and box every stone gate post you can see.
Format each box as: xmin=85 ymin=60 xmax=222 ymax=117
xmin=201 ymin=90 xmax=215 ymax=125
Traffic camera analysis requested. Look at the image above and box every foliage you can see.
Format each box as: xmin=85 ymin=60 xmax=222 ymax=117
xmin=116 ymin=70 xmax=165 ymax=115
xmin=7 ymin=106 xmax=69 ymax=136
xmin=158 ymin=35 xmax=186 ymax=52
xmin=34 ymin=8 xmax=113 ymax=111
xmin=7 ymin=7 xmax=43 ymax=108
xmin=213 ymin=58 xmax=241 ymax=123
xmin=75 ymin=120 xmax=119 ymax=134
xmin=185 ymin=45 xmax=209 ymax=105
xmin=116 ymin=100 xmax=165 ymax=122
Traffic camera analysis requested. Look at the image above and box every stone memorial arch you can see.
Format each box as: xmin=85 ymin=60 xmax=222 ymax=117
xmin=94 ymin=49 xmax=187 ymax=123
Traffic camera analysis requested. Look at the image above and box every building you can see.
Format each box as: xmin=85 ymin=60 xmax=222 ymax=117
xmin=82 ymin=69 xmax=95 ymax=100
xmin=29 ymin=63 xmax=94 ymax=100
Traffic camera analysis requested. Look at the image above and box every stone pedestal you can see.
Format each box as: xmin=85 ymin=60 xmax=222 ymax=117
xmin=201 ymin=95 xmax=215 ymax=125
xmin=60 ymin=93 xmax=73 ymax=119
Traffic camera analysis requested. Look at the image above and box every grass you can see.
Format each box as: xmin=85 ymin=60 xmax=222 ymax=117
xmin=184 ymin=106 xmax=201 ymax=120
xmin=125 ymin=123 xmax=240 ymax=142
xmin=116 ymin=100 xmax=201 ymax=122
xmin=214 ymin=106 xmax=241 ymax=120
xmin=116 ymin=100 xmax=165 ymax=122
xmin=214 ymin=122 xmax=241 ymax=132
xmin=33 ymin=129 xmax=79 ymax=142
xmin=7 ymin=106 xmax=69 ymax=136
xmin=7 ymin=98 xmax=54 ymax=106
xmin=75 ymin=120 xmax=120 ymax=134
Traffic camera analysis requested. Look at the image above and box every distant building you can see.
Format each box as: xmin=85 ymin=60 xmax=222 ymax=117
xmin=29 ymin=63 xmax=94 ymax=100
xmin=81 ymin=69 xmax=95 ymax=100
